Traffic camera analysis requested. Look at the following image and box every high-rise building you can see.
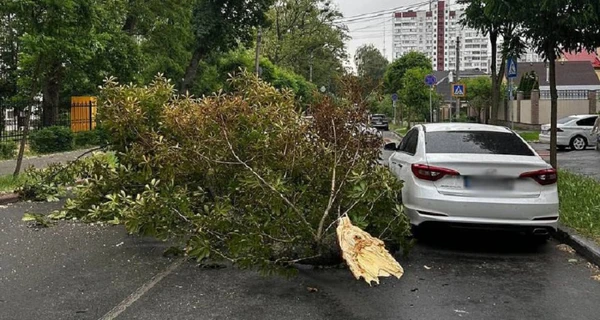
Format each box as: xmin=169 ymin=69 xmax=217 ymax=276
xmin=391 ymin=0 xmax=490 ymax=73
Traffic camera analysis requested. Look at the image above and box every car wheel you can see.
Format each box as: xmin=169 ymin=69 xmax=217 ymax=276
xmin=570 ymin=135 xmax=587 ymax=151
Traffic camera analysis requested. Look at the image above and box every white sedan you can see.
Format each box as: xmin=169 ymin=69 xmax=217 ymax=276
xmin=539 ymin=114 xmax=598 ymax=151
xmin=385 ymin=123 xmax=559 ymax=238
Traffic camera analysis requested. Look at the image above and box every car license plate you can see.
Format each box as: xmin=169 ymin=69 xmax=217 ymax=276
xmin=464 ymin=177 xmax=513 ymax=190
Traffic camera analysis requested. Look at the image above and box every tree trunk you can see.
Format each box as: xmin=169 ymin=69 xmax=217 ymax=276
xmin=548 ymin=50 xmax=558 ymax=168
xmin=180 ymin=47 xmax=204 ymax=94
xmin=15 ymin=58 xmax=43 ymax=177
xmin=489 ymin=30 xmax=499 ymax=124
xmin=41 ymin=62 xmax=62 ymax=126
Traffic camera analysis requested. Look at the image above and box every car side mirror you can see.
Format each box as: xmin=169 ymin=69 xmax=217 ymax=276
xmin=383 ymin=142 xmax=398 ymax=151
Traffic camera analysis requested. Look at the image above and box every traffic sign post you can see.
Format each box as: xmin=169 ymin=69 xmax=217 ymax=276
xmin=451 ymin=83 xmax=466 ymax=97
xmin=391 ymin=93 xmax=398 ymax=125
xmin=507 ymin=58 xmax=518 ymax=130
xmin=425 ymin=74 xmax=437 ymax=123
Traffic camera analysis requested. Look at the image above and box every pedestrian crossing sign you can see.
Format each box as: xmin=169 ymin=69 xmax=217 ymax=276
xmin=452 ymin=83 xmax=466 ymax=97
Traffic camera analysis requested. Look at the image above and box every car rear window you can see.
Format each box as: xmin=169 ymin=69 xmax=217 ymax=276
xmin=425 ymin=131 xmax=535 ymax=156
xmin=557 ymin=116 xmax=577 ymax=124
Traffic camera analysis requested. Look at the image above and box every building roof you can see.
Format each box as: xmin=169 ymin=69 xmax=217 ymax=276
xmin=516 ymin=61 xmax=600 ymax=87
xmin=562 ymin=51 xmax=600 ymax=68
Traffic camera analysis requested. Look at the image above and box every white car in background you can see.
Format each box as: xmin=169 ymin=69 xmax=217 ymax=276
xmin=539 ymin=114 xmax=598 ymax=151
xmin=385 ymin=123 xmax=559 ymax=239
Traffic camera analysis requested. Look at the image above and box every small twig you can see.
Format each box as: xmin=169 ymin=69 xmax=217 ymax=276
xmin=316 ymin=119 xmax=339 ymax=241
xmin=47 ymin=145 xmax=110 ymax=182
xmin=379 ymin=212 xmax=402 ymax=239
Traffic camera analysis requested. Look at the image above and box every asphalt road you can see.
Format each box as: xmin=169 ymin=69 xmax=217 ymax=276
xmin=2 ymin=200 xmax=600 ymax=319
xmin=530 ymin=143 xmax=600 ymax=181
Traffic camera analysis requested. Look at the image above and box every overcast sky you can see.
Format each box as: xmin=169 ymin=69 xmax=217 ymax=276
xmin=333 ymin=0 xmax=429 ymax=68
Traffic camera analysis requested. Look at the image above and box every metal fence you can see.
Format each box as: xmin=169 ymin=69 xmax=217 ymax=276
xmin=0 ymin=102 xmax=95 ymax=142
xmin=539 ymin=90 xmax=590 ymax=100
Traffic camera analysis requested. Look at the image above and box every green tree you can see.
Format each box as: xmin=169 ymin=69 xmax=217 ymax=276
xmin=384 ymin=51 xmax=432 ymax=95
xmin=515 ymin=0 xmax=600 ymax=167
xmin=459 ymin=0 xmax=527 ymax=125
xmin=262 ymin=0 xmax=348 ymax=89
xmin=354 ymin=44 xmax=388 ymax=95
xmin=180 ymin=0 xmax=273 ymax=92
xmin=10 ymin=0 xmax=100 ymax=126
xmin=463 ymin=76 xmax=492 ymax=123
xmin=400 ymin=67 xmax=434 ymax=126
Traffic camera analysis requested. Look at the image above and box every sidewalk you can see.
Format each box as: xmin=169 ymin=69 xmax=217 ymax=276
xmin=0 ymin=149 xmax=94 ymax=176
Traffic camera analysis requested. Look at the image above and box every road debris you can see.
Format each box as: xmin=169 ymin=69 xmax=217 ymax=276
xmin=556 ymin=244 xmax=576 ymax=254
xmin=336 ymin=216 xmax=404 ymax=285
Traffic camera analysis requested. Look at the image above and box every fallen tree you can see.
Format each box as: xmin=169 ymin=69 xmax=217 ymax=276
xmin=24 ymin=71 xmax=411 ymax=283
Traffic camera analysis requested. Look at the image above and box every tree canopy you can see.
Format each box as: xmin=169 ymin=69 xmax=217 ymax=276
xmin=262 ymin=0 xmax=348 ymax=90
xmin=355 ymin=44 xmax=389 ymax=95
xmin=384 ymin=52 xmax=432 ymax=95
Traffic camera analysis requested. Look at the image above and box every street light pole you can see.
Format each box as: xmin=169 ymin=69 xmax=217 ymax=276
xmin=429 ymin=87 xmax=433 ymax=123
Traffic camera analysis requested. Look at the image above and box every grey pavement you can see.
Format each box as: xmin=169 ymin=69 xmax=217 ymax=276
xmin=0 ymin=149 xmax=94 ymax=176
xmin=2 ymin=201 xmax=600 ymax=319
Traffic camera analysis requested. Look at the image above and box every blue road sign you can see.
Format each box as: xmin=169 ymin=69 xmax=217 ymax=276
xmin=452 ymin=83 xmax=466 ymax=97
xmin=391 ymin=93 xmax=398 ymax=101
xmin=507 ymin=57 xmax=518 ymax=78
xmin=425 ymin=74 xmax=437 ymax=86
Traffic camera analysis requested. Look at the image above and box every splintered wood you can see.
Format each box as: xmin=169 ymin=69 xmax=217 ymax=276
xmin=336 ymin=216 xmax=404 ymax=285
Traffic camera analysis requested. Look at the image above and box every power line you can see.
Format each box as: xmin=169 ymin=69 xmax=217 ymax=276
xmin=334 ymin=0 xmax=430 ymax=24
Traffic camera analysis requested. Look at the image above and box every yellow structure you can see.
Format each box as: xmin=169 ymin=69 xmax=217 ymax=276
xmin=70 ymin=96 xmax=97 ymax=132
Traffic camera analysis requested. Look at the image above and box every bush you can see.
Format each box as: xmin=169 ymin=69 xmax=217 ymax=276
xmin=73 ymin=128 xmax=108 ymax=147
xmin=41 ymin=72 xmax=410 ymax=275
xmin=0 ymin=141 xmax=17 ymax=159
xmin=30 ymin=126 xmax=74 ymax=154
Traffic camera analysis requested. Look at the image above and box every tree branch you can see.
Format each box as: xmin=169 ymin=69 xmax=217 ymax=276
xmin=220 ymin=125 xmax=316 ymax=238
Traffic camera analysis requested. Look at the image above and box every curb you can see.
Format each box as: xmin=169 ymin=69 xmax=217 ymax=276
xmin=0 ymin=193 xmax=20 ymax=205
xmin=554 ymin=223 xmax=600 ymax=267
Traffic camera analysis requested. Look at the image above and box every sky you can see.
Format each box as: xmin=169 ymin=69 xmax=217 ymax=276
xmin=333 ymin=0 xmax=428 ymax=68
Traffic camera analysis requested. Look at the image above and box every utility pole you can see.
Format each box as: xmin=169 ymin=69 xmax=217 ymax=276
xmin=383 ymin=16 xmax=386 ymax=59
xmin=455 ymin=36 xmax=460 ymax=121
xmin=255 ymin=26 xmax=262 ymax=75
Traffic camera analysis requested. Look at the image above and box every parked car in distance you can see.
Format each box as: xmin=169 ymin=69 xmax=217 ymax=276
xmin=539 ymin=114 xmax=598 ymax=150
xmin=385 ymin=123 xmax=559 ymax=240
xmin=370 ymin=114 xmax=389 ymax=131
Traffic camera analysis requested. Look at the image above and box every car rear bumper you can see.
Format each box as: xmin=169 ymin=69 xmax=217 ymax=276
xmin=538 ymin=133 xmax=570 ymax=146
xmin=372 ymin=123 xmax=389 ymax=129
xmin=404 ymin=191 xmax=559 ymax=231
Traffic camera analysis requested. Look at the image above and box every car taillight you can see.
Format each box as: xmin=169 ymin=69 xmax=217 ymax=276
xmin=411 ymin=164 xmax=459 ymax=181
xmin=520 ymin=169 xmax=558 ymax=185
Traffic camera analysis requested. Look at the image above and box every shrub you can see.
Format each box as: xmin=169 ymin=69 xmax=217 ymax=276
xmin=30 ymin=126 xmax=73 ymax=154
xmin=0 ymin=141 xmax=17 ymax=159
xmin=73 ymin=128 xmax=108 ymax=147
xmin=41 ymin=72 xmax=410 ymax=275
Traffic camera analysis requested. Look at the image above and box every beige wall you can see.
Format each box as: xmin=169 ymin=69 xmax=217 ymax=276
xmin=538 ymin=100 xmax=590 ymax=124
xmin=497 ymin=103 xmax=506 ymax=121
xmin=520 ymin=100 xmax=532 ymax=124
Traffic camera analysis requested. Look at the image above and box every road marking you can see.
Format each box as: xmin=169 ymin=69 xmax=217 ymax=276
xmin=98 ymin=258 xmax=185 ymax=320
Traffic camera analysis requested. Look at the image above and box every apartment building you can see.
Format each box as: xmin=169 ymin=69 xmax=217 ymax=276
xmin=392 ymin=0 xmax=490 ymax=72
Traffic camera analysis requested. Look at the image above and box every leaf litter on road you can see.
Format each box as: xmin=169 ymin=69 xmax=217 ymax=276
xmin=556 ymin=244 xmax=576 ymax=254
